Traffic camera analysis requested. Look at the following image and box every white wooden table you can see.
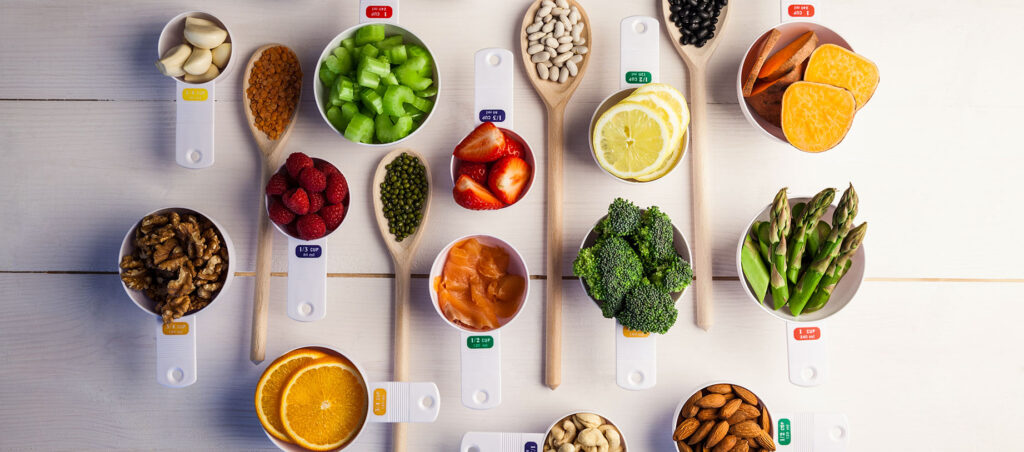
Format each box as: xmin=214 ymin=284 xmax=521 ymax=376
xmin=2 ymin=0 xmax=1022 ymax=450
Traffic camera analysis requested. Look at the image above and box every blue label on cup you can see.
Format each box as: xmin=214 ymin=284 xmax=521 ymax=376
xmin=295 ymin=245 xmax=322 ymax=258
xmin=479 ymin=109 xmax=506 ymax=123
xmin=524 ymin=442 xmax=538 ymax=452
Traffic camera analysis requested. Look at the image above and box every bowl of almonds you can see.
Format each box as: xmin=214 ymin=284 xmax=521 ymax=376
xmin=672 ymin=383 xmax=776 ymax=452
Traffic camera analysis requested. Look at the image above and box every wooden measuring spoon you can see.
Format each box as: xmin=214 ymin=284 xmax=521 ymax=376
xmin=519 ymin=0 xmax=592 ymax=390
xmin=371 ymin=149 xmax=432 ymax=452
xmin=243 ymin=44 xmax=302 ymax=363
xmin=660 ymin=2 xmax=732 ymax=332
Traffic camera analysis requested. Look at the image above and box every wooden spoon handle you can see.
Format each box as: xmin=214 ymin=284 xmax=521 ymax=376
xmin=392 ymin=260 xmax=411 ymax=452
xmin=250 ymin=170 xmax=274 ymax=363
xmin=545 ymin=103 xmax=566 ymax=390
xmin=688 ymin=66 xmax=714 ymax=331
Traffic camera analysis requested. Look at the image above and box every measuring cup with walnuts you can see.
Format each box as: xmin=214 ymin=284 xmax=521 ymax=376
xmin=118 ymin=208 xmax=234 ymax=388
xmin=461 ymin=411 xmax=627 ymax=452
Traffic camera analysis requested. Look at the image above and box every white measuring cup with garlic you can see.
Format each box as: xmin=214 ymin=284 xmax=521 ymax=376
xmin=156 ymin=11 xmax=235 ymax=169
xmin=461 ymin=411 xmax=628 ymax=452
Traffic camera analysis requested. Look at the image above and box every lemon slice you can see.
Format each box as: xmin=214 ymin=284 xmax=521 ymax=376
xmin=632 ymin=83 xmax=690 ymax=131
xmin=634 ymin=129 xmax=687 ymax=182
xmin=625 ymin=93 xmax=683 ymax=175
xmin=592 ymin=102 xmax=673 ymax=179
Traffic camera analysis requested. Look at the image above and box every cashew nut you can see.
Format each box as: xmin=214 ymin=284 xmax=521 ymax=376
xmin=599 ymin=425 xmax=622 ymax=452
xmin=155 ymin=43 xmax=191 ymax=77
xmin=183 ymin=47 xmax=212 ymax=76
xmin=558 ymin=444 xmax=576 ymax=452
xmin=574 ymin=413 xmax=604 ymax=429
xmin=184 ymin=64 xmax=219 ymax=83
xmin=184 ymin=16 xmax=227 ymax=49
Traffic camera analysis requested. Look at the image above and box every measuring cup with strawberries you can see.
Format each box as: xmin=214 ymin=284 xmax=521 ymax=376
xmin=265 ymin=152 xmax=350 ymax=321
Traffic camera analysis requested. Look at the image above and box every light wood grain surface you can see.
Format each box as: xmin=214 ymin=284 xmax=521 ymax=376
xmin=1 ymin=0 xmax=1022 ymax=450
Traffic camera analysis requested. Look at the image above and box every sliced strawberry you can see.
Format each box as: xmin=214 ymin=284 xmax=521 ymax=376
xmin=487 ymin=156 xmax=531 ymax=205
xmin=453 ymin=174 xmax=505 ymax=210
xmin=501 ymin=132 xmax=525 ymax=158
xmin=453 ymin=122 xmax=506 ymax=163
xmin=455 ymin=162 xmax=489 ymax=185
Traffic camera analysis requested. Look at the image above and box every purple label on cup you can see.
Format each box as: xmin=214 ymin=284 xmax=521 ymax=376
xmin=479 ymin=109 xmax=506 ymax=123
xmin=524 ymin=442 xmax=538 ymax=452
xmin=295 ymin=245 xmax=322 ymax=258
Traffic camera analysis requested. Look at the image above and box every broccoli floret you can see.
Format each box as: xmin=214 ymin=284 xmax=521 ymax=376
xmin=617 ymin=283 xmax=678 ymax=334
xmin=597 ymin=198 xmax=642 ymax=237
xmin=633 ymin=206 xmax=675 ymax=266
xmin=648 ymin=254 xmax=693 ymax=293
xmin=572 ymin=246 xmax=605 ymax=301
xmin=596 ymin=237 xmax=644 ymax=307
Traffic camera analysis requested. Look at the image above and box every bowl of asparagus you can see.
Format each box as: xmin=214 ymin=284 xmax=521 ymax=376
xmin=736 ymin=184 xmax=867 ymax=321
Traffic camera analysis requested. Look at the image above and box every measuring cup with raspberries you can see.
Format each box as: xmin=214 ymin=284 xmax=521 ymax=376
xmin=265 ymin=152 xmax=350 ymax=321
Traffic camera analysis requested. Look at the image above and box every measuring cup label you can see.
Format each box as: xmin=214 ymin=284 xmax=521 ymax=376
xmin=773 ymin=412 xmax=849 ymax=452
xmin=295 ymin=245 xmax=322 ymax=258
xmin=778 ymin=418 xmax=792 ymax=445
xmin=781 ymin=0 xmax=818 ymax=22
xmin=181 ymin=88 xmax=208 ymax=101
xmin=525 ymin=442 xmax=538 ymax=452
xmin=622 ymin=327 xmax=649 ymax=338
xmin=162 ymin=321 xmax=189 ymax=335
xmin=366 ymin=5 xmax=393 ymax=18
xmin=478 ymin=109 xmax=506 ymax=123
xmin=373 ymin=388 xmax=387 ymax=415
xmin=788 ymin=4 xmax=815 ymax=18
xmin=624 ymin=71 xmax=652 ymax=85
xmin=793 ymin=327 xmax=820 ymax=341
xmin=467 ymin=335 xmax=494 ymax=349
xmin=359 ymin=0 xmax=398 ymax=24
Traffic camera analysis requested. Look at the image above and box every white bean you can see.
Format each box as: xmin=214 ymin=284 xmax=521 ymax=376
xmin=554 ymin=21 xmax=564 ymax=37
xmin=543 ymin=15 xmax=553 ymax=23
xmin=569 ymin=54 xmax=583 ymax=63
xmin=545 ymin=37 xmax=558 ymax=48
xmin=556 ymin=0 xmax=568 ymax=8
xmin=573 ymin=36 xmax=586 ymax=46
xmin=537 ymin=6 xmax=552 ymax=17
xmin=569 ymin=10 xmax=580 ymax=22
xmin=531 ymin=51 xmax=550 ymax=63
xmin=561 ymin=17 xmax=573 ymax=29
xmin=566 ymin=60 xmax=578 ymax=76
xmin=557 ymin=35 xmax=573 ymax=44
xmin=556 ymin=43 xmax=573 ymax=53
xmin=528 ymin=44 xmax=545 ymax=54
xmin=528 ymin=31 xmax=546 ymax=41
xmin=542 ymin=21 xmax=554 ymax=32
xmin=536 ymin=62 xmax=549 ymax=80
xmin=553 ymin=51 xmax=572 ymax=65
xmin=570 ymin=5 xmax=578 ymax=15
xmin=526 ymin=21 xmax=542 ymax=33
xmin=558 ymin=68 xmax=568 ymax=83
xmin=547 ymin=46 xmax=557 ymax=56
xmin=548 ymin=66 xmax=560 ymax=82
xmin=542 ymin=60 xmax=553 ymax=67
xmin=573 ymin=22 xmax=585 ymax=35
xmin=551 ymin=7 xmax=567 ymax=16
xmin=542 ymin=0 xmax=555 ymax=6
xmin=574 ymin=45 xmax=588 ymax=54
xmin=554 ymin=57 xmax=564 ymax=67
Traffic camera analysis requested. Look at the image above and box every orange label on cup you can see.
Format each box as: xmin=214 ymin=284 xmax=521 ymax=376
xmin=181 ymin=88 xmax=208 ymax=101
xmin=623 ymin=327 xmax=650 ymax=338
xmin=372 ymin=388 xmax=387 ymax=415
xmin=793 ymin=327 xmax=820 ymax=341
xmin=162 ymin=321 xmax=189 ymax=335
xmin=788 ymin=4 xmax=815 ymax=17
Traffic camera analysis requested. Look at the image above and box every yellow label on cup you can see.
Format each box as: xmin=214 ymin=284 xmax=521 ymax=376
xmin=623 ymin=327 xmax=650 ymax=338
xmin=181 ymin=88 xmax=208 ymax=101
xmin=162 ymin=321 xmax=189 ymax=335
xmin=372 ymin=388 xmax=387 ymax=415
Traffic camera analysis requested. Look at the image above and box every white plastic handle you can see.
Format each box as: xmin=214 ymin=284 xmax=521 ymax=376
xmin=780 ymin=0 xmax=819 ymax=23
xmin=615 ymin=322 xmax=656 ymax=390
xmin=474 ymin=48 xmax=514 ymax=128
xmin=786 ymin=320 xmax=828 ymax=386
xmin=619 ymin=16 xmax=660 ymax=90
xmin=460 ymin=432 xmax=546 ymax=452
xmin=773 ymin=412 xmax=849 ymax=452
xmin=460 ymin=329 xmax=501 ymax=409
xmin=155 ymin=315 xmax=197 ymax=388
xmin=174 ymin=81 xmax=215 ymax=169
xmin=287 ymin=236 xmax=327 ymax=322
xmin=359 ymin=0 xmax=399 ymax=24
xmin=366 ymin=381 xmax=440 ymax=423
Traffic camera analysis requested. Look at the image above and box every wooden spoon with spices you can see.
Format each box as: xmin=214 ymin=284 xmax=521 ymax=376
xmin=243 ymin=44 xmax=302 ymax=363
xmin=660 ymin=0 xmax=732 ymax=331
xmin=519 ymin=0 xmax=592 ymax=390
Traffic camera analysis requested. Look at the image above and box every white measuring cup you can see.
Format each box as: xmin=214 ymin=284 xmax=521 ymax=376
xmin=588 ymin=16 xmax=689 ymax=184
xmin=578 ymin=210 xmax=692 ymax=391
xmin=461 ymin=411 xmax=629 ymax=452
xmin=157 ymin=11 xmax=236 ymax=169
xmin=672 ymin=382 xmax=849 ymax=452
xmin=428 ymin=235 xmax=530 ymax=410
xmin=313 ymin=0 xmax=441 ymax=147
xmin=266 ymin=158 xmax=350 ymax=322
xmin=448 ymin=48 xmax=536 ymax=209
xmin=735 ymin=197 xmax=866 ymax=387
xmin=260 ymin=345 xmax=440 ymax=451
xmin=118 ymin=207 xmax=236 ymax=388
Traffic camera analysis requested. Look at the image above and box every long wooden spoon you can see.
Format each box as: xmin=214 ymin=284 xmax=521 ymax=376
xmin=371 ymin=149 xmax=432 ymax=452
xmin=520 ymin=0 xmax=592 ymax=390
xmin=660 ymin=2 xmax=731 ymax=331
xmin=243 ymin=44 xmax=302 ymax=363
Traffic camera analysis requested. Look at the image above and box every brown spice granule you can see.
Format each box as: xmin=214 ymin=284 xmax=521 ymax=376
xmin=246 ymin=46 xmax=302 ymax=140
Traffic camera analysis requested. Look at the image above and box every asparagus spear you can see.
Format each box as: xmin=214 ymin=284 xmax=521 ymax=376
xmin=788 ymin=184 xmax=859 ymax=316
xmin=767 ymin=188 xmax=791 ymax=310
xmin=803 ymin=222 xmax=867 ymax=314
xmin=741 ymin=233 xmax=770 ymax=303
xmin=805 ymin=220 xmax=831 ymax=262
xmin=786 ymin=188 xmax=835 ymax=283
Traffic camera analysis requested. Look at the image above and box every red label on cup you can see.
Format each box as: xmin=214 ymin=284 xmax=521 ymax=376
xmin=366 ymin=5 xmax=393 ymax=19
xmin=788 ymin=4 xmax=815 ymax=17
xmin=793 ymin=327 xmax=820 ymax=341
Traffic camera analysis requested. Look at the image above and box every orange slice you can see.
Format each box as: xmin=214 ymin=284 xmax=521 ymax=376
xmin=280 ymin=358 xmax=369 ymax=451
xmin=255 ymin=348 xmax=329 ymax=443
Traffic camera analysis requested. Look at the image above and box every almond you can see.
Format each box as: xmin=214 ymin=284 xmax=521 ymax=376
xmin=697 ymin=408 xmax=719 ymax=421
xmin=711 ymin=433 xmax=737 ymax=452
xmin=730 ymin=421 xmax=762 ymax=439
xmin=760 ymin=410 xmax=770 ymax=431
xmin=682 ymin=390 xmax=703 ymax=418
xmin=697 ymin=393 xmax=727 ymax=408
xmin=707 ymin=384 xmax=733 ymax=394
xmin=677 ymin=441 xmax=693 ymax=452
xmin=754 ymin=430 xmax=776 ymax=450
xmin=730 ymin=440 xmax=749 ymax=452
xmin=674 ymin=418 xmax=700 ymax=441
xmin=706 ymin=421 xmax=730 ymax=448
xmin=722 ymin=392 xmax=736 ymax=401
xmin=746 ymin=437 xmax=758 ymax=448
xmin=687 ymin=420 xmax=715 ymax=445
xmin=726 ymin=411 xmax=751 ymax=425
xmin=720 ymin=398 xmax=742 ymax=419
xmin=738 ymin=403 xmax=761 ymax=419
xmin=732 ymin=385 xmax=758 ymax=405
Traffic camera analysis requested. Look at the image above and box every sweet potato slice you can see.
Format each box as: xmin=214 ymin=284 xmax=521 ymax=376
xmin=758 ymin=31 xmax=817 ymax=79
xmin=742 ymin=28 xmax=781 ymax=97
xmin=804 ymin=44 xmax=879 ymax=109
xmin=781 ymin=81 xmax=857 ymax=153
xmin=748 ymin=62 xmax=804 ymax=127
xmin=750 ymin=61 xmax=803 ymax=97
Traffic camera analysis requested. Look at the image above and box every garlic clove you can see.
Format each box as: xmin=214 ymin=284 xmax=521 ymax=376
xmin=183 ymin=47 xmax=213 ymax=75
xmin=184 ymin=16 xmax=218 ymax=28
xmin=183 ymin=18 xmax=227 ymax=49
xmin=156 ymin=43 xmax=191 ymax=77
xmin=210 ymin=43 xmax=231 ymax=69
xmin=184 ymin=64 xmax=219 ymax=83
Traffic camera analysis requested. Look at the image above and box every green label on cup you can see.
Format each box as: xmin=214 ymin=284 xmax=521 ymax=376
xmin=624 ymin=71 xmax=652 ymax=84
xmin=778 ymin=418 xmax=791 ymax=445
xmin=467 ymin=335 xmax=494 ymax=349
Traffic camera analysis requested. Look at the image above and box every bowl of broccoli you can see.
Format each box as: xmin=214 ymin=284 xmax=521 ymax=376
xmin=573 ymin=198 xmax=693 ymax=335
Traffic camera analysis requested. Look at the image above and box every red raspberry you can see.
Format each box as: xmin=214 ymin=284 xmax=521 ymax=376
xmin=320 ymin=204 xmax=346 ymax=231
xmin=315 ymin=160 xmax=341 ymax=179
xmin=298 ymin=167 xmax=327 ymax=192
xmin=325 ymin=173 xmax=349 ymax=204
xmin=281 ymin=188 xmax=310 ymax=215
xmin=267 ymin=199 xmax=295 ymax=225
xmin=295 ymin=214 xmax=326 ymax=240
xmin=308 ymin=191 xmax=325 ymax=214
xmin=285 ymin=152 xmax=314 ymax=179
xmin=456 ymin=162 xmax=489 ymax=185
xmin=265 ymin=172 xmax=289 ymax=196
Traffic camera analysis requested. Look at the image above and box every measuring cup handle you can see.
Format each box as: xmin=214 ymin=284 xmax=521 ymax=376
xmin=620 ymin=16 xmax=660 ymax=89
xmin=460 ymin=329 xmax=501 ymax=409
xmin=287 ymin=236 xmax=327 ymax=322
xmin=174 ymin=81 xmax=215 ymax=169
xmin=474 ymin=48 xmax=514 ymax=128
xmin=155 ymin=316 xmax=197 ymax=388
xmin=773 ymin=412 xmax=849 ymax=451
xmin=786 ymin=320 xmax=828 ymax=386
xmin=460 ymin=432 xmax=546 ymax=452
xmin=616 ymin=322 xmax=657 ymax=390
xmin=780 ymin=0 xmax=819 ymax=23
xmin=366 ymin=381 xmax=440 ymax=423
xmin=359 ymin=0 xmax=399 ymax=24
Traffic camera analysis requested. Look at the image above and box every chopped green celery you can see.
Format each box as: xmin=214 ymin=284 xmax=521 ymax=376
xmin=340 ymin=102 xmax=359 ymax=123
xmin=360 ymin=89 xmax=384 ymax=115
xmin=332 ymin=47 xmax=353 ymax=74
xmin=360 ymin=56 xmax=390 ymax=77
xmin=409 ymin=95 xmax=433 ymax=113
xmin=356 ymin=69 xmax=379 ymax=89
xmin=355 ymin=24 xmax=386 ymax=46
xmin=378 ymin=54 xmax=390 ymax=65
xmin=382 ymin=85 xmax=414 ymax=116
xmin=319 ymin=63 xmax=337 ymax=86
xmin=344 ymin=113 xmax=375 ymax=143
xmin=395 ymin=56 xmax=433 ymax=91
xmin=341 ymin=38 xmax=355 ymax=52
xmin=407 ymin=45 xmax=433 ymax=67
xmin=415 ymin=85 xmax=437 ymax=98
xmin=385 ymin=45 xmax=407 ymax=65
xmin=324 ymin=55 xmax=342 ymax=73
xmin=375 ymin=115 xmax=414 ymax=143
xmin=373 ymin=83 xmax=388 ymax=97
xmin=382 ymin=72 xmax=400 ymax=86
xmin=328 ymin=78 xmax=355 ymax=106
xmin=406 ymin=109 xmax=425 ymax=122
xmin=359 ymin=43 xmax=379 ymax=59
xmin=326 ymin=106 xmax=350 ymax=131
xmin=377 ymin=35 xmax=403 ymax=50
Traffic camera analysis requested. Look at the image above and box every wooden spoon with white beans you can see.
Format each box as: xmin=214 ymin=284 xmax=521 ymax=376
xmin=520 ymin=0 xmax=592 ymax=390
